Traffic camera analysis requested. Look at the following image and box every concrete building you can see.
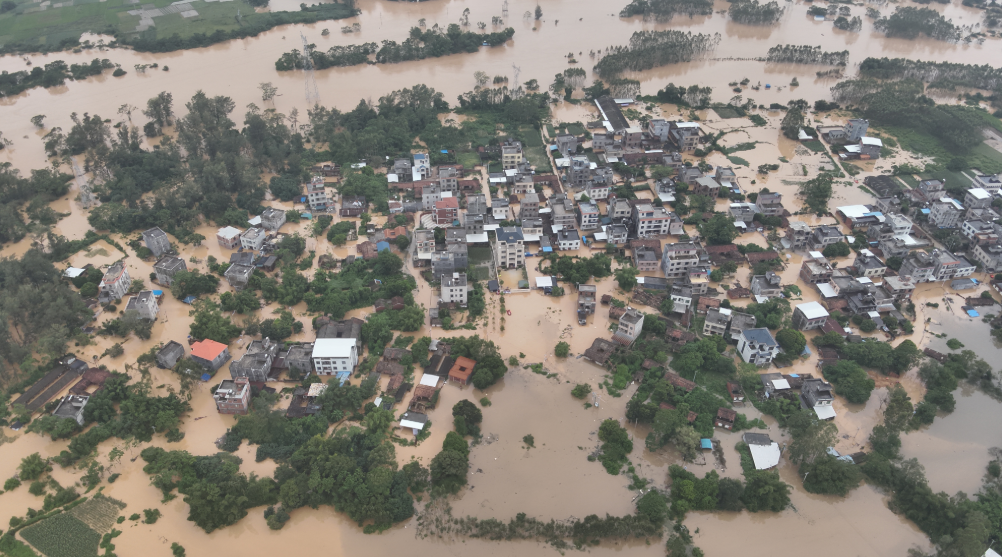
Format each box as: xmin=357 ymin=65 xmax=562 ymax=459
xmin=661 ymin=242 xmax=701 ymax=279
xmin=800 ymin=252 xmax=834 ymax=284
xmin=555 ymin=134 xmax=578 ymax=156
xmin=520 ymin=192 xmax=540 ymax=220
xmin=808 ymin=226 xmax=844 ymax=251
xmin=577 ymin=284 xmax=597 ymax=318
xmin=99 ymin=261 xmax=131 ymax=302
xmin=882 ymin=275 xmax=917 ymax=301
xmin=633 ymin=246 xmax=661 ymax=272
xmin=750 ymin=272 xmax=782 ymax=298
xmin=240 ymin=227 xmax=267 ymax=251
xmin=729 ymin=203 xmax=758 ymax=224
xmin=899 ymin=251 xmax=937 ymax=283
xmin=556 ymin=229 xmax=581 ymax=251
xmin=52 ymin=395 xmax=89 ymax=426
xmin=550 ymin=196 xmax=577 ymax=228
xmin=435 ymin=197 xmax=459 ymax=226
xmin=317 ymin=318 xmax=363 ymax=349
xmin=156 ymin=341 xmax=185 ymax=369
xmin=495 ymin=227 xmax=525 ymax=269
xmin=929 ymin=198 xmax=964 ymax=228
xmin=125 ymin=290 xmax=159 ymax=321
xmin=756 ymin=192 xmax=784 ymax=217
xmin=229 ymin=338 xmax=280 ymax=382
xmin=648 ymin=118 xmax=670 ymax=142
xmin=608 ymin=198 xmax=632 ymax=221
xmin=501 ymin=139 xmax=523 ymax=170
xmin=932 ymin=250 xmax=975 ymax=281
xmin=306 ymin=177 xmax=332 ymax=212
xmin=669 ymin=121 xmax=700 ymax=152
xmin=844 ymin=118 xmax=869 ymax=142
xmin=853 ymin=249 xmax=887 ymax=278
xmin=441 ymin=272 xmax=468 ymax=305
xmin=972 ymin=242 xmax=1002 ymax=272
xmin=224 ymin=263 xmax=255 ymax=291
xmin=312 ymin=338 xmax=358 ymax=375
xmin=153 ymin=256 xmax=186 ymax=286
xmin=577 ymin=202 xmax=600 ymax=230
xmin=972 ymin=173 xmax=1002 ymax=195
xmin=704 ymin=307 xmax=732 ymax=337
xmin=728 ymin=312 xmax=758 ymax=343
xmin=142 ymin=227 xmax=171 ymax=257
xmin=737 ymin=328 xmax=779 ymax=365
xmin=792 ymin=301 xmax=830 ymax=330
xmin=692 ymin=176 xmax=720 ymax=197
xmin=217 ymin=226 xmax=242 ymax=249
xmin=632 ymin=203 xmax=672 ymax=237
xmin=801 ymin=378 xmax=836 ymax=420
xmin=260 ymin=207 xmax=287 ymax=231
xmin=786 ymin=221 xmax=812 ymax=250
xmin=190 ymin=339 xmax=231 ymax=371
xmin=614 ymin=309 xmax=645 ymax=344
xmin=965 ymin=188 xmax=992 ymax=211
xmin=214 ymin=377 xmax=251 ymax=415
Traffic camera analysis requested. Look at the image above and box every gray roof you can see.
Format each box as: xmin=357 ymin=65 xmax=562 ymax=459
xmin=620 ymin=308 xmax=643 ymax=325
xmin=154 ymin=255 xmax=185 ymax=272
xmin=740 ymin=328 xmax=777 ymax=346
xmin=143 ymin=227 xmax=167 ymax=240
xmin=497 ymin=227 xmax=524 ymax=244
xmin=742 ymin=432 xmax=774 ymax=446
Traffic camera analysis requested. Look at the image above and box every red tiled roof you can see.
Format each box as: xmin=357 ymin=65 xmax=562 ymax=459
xmin=191 ymin=339 xmax=227 ymax=360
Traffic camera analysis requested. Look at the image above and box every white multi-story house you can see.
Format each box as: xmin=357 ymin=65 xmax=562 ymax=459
xmin=577 ymin=202 xmax=600 ymax=230
xmin=495 ymin=227 xmax=525 ymax=269
xmin=932 ymin=250 xmax=975 ymax=281
xmin=99 ymin=261 xmax=131 ymax=302
xmin=240 ymin=227 xmax=267 ymax=251
xmin=737 ymin=328 xmax=779 ymax=365
xmin=501 ymin=140 xmax=523 ymax=170
xmin=929 ymin=198 xmax=964 ymax=228
xmin=217 ymin=226 xmax=242 ymax=249
xmin=632 ymin=203 xmax=672 ymax=237
xmin=661 ymin=242 xmax=701 ymax=279
xmin=125 ymin=290 xmax=159 ymax=320
xmin=312 ymin=338 xmax=358 ymax=375
xmin=557 ymin=229 xmax=581 ymax=251
xmin=306 ymin=177 xmax=332 ymax=212
xmin=972 ymin=173 xmax=1002 ymax=195
xmin=441 ymin=272 xmax=468 ymax=305
xmin=260 ymin=207 xmax=287 ymax=231
xmin=142 ymin=227 xmax=171 ymax=257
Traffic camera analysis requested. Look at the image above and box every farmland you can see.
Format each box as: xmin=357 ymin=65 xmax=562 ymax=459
xmin=68 ymin=495 xmax=127 ymax=533
xmin=19 ymin=513 xmax=101 ymax=557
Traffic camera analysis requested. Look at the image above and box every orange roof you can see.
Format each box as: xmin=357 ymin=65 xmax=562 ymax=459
xmin=191 ymin=339 xmax=228 ymax=360
xmin=448 ymin=356 xmax=477 ymax=381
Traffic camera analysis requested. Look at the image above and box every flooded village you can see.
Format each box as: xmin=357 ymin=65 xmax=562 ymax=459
xmin=3 ymin=0 xmax=1002 ymax=555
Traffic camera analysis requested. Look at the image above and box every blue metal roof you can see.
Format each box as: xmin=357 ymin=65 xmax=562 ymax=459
xmin=967 ymin=309 xmax=980 ymax=317
xmin=376 ymin=241 xmax=390 ymax=252
xmin=700 ymin=439 xmax=713 ymax=449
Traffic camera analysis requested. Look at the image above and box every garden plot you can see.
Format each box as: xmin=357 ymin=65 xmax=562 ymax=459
xmin=69 ymin=495 xmax=127 ymax=533
xmin=19 ymin=512 xmax=101 ymax=557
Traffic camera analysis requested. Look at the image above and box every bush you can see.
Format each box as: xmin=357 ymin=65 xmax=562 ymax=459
xmin=4 ymin=478 xmax=21 ymax=491
xmin=143 ymin=508 xmax=161 ymax=524
xmin=171 ymin=542 xmax=187 ymax=556
xmin=112 ymin=68 xmax=126 ymax=77
xmin=451 ymin=400 xmax=482 ymax=426
xmin=597 ymin=419 xmax=633 ymax=474
xmin=29 ymin=480 xmax=46 ymax=496
xmin=571 ymin=383 xmax=593 ymax=399
xmin=858 ymin=319 xmax=877 ymax=333
xmin=554 ymin=341 xmax=570 ymax=358
xmin=522 ymin=434 xmax=535 ymax=448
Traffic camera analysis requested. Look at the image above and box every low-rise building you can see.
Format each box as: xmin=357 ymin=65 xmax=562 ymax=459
xmin=125 ymin=290 xmax=159 ymax=321
xmin=613 ymin=309 xmax=645 ymax=345
xmin=312 ymin=338 xmax=358 ymax=375
xmin=240 ymin=227 xmax=267 ymax=251
xmin=729 ymin=203 xmax=758 ymax=224
xmin=750 ymin=272 xmax=782 ymax=298
xmin=217 ymin=226 xmax=242 ymax=249
xmin=692 ymin=176 xmax=720 ymax=197
xmin=882 ymin=275 xmax=917 ymax=301
xmin=260 ymin=207 xmax=287 ymax=231
xmin=972 ymin=173 xmax=1002 ymax=195
xmin=661 ymin=242 xmax=701 ymax=279
xmin=801 ymin=378 xmax=836 ymax=420
xmin=792 ymin=301 xmax=830 ymax=330
xmin=578 ymin=202 xmax=600 ymax=230
xmin=703 ymin=307 xmax=732 ymax=337
xmin=153 ymin=256 xmax=186 ymax=286
xmin=142 ymin=227 xmax=171 ymax=257
xmin=224 ymin=263 xmax=255 ymax=291
xmin=556 ymin=229 xmax=581 ymax=251
xmin=808 ymin=226 xmax=844 ymax=251
xmin=853 ymin=249 xmax=887 ymax=278
xmin=929 ymin=198 xmax=964 ymax=228
xmin=99 ymin=261 xmax=131 ymax=302
xmin=965 ymin=188 xmax=992 ymax=211
xmin=156 ymin=341 xmax=185 ymax=369
xmin=520 ymin=192 xmax=540 ymax=220
xmin=214 ymin=377 xmax=251 ymax=415
xmin=229 ymin=338 xmax=280 ymax=382
xmin=190 ymin=339 xmax=231 ymax=371
xmin=441 ymin=272 xmax=468 ymax=305
xmin=633 ymin=245 xmax=660 ymax=272
xmin=737 ymin=328 xmax=779 ymax=365
xmin=800 ymin=252 xmax=834 ymax=284
xmin=577 ymin=284 xmax=597 ymax=317
xmin=972 ymin=242 xmax=1002 ymax=272
xmin=756 ymin=192 xmax=784 ymax=216
xmin=52 ymin=395 xmax=89 ymax=426
xmin=786 ymin=221 xmax=812 ymax=250
xmin=435 ymin=197 xmax=460 ymax=226
xmin=608 ymin=198 xmax=632 ymax=221
xmin=728 ymin=312 xmax=758 ymax=343
xmin=306 ymin=177 xmax=332 ymax=212
xmin=932 ymin=250 xmax=975 ymax=281
xmin=899 ymin=251 xmax=937 ymax=283
xmin=632 ymin=203 xmax=673 ymax=237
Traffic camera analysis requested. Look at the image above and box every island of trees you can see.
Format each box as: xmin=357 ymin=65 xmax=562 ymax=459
xmin=766 ymin=45 xmax=848 ymax=66
xmin=593 ymin=30 xmax=720 ymax=78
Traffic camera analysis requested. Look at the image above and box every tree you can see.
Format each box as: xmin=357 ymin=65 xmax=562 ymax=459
xmin=786 ymin=410 xmax=838 ymax=465
xmin=799 ymin=174 xmax=834 ymax=214
xmin=636 ymin=490 xmax=668 ymax=524
xmin=615 ymin=267 xmax=638 ymax=291
xmin=571 ymin=383 xmax=592 ymax=399
xmin=19 ymin=453 xmax=48 ymax=480
xmin=430 ymin=449 xmax=468 ymax=494
xmin=716 ymin=478 xmax=745 ymax=511
xmin=142 ymin=91 xmax=174 ymax=136
xmin=30 ymin=115 xmax=46 ymax=128
xmin=0 ymin=1 xmax=16 ymax=13
xmin=554 ymin=341 xmax=570 ymax=357
xmin=188 ymin=299 xmax=242 ymax=343
xmin=442 ymin=431 xmax=469 ymax=457
xmin=659 ymin=297 xmax=675 ymax=315
xmin=820 ymin=361 xmax=875 ymax=403
xmin=741 ymin=471 xmax=791 ymax=512
xmin=535 ymin=4 xmax=543 ymax=19
xmin=775 ymin=329 xmax=806 ymax=355
xmin=702 ymin=213 xmax=739 ymax=245
xmin=259 ymin=82 xmax=279 ymax=102
xmin=452 ymin=400 xmax=483 ymax=425
xmin=822 ymin=242 xmax=851 ymax=258
xmin=781 ymin=107 xmax=805 ymax=140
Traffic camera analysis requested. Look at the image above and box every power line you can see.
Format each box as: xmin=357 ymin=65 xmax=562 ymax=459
xmin=300 ymin=33 xmax=320 ymax=106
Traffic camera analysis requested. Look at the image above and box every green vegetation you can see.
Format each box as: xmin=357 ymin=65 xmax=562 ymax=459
xmin=946 ymin=338 xmax=964 ymax=350
xmin=554 ymin=341 xmax=570 ymax=358
xmin=596 ymin=419 xmax=634 ymax=474
xmin=571 ymin=383 xmax=593 ymax=399
xmin=19 ymin=513 xmax=100 ymax=557
xmin=593 ymin=30 xmax=719 ymax=79
xmin=798 ymin=173 xmax=834 ymax=214
xmin=766 ymin=45 xmax=848 ymax=66
xmin=619 ymin=0 xmax=713 ymax=19
xmin=0 ymin=59 xmax=115 ymax=98
xmin=277 ymin=26 xmax=515 ymax=70
xmin=522 ymin=434 xmax=535 ymax=448
xmin=749 ymin=114 xmax=767 ymax=126
xmin=874 ymin=7 xmax=959 ymax=40
xmin=728 ymin=0 xmax=784 ymax=25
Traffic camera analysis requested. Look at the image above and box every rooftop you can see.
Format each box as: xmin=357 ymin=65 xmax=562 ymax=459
xmin=741 ymin=328 xmax=777 ymax=346
xmin=796 ymin=301 xmax=830 ymax=320
xmin=191 ymin=339 xmax=228 ymax=361
xmin=313 ymin=338 xmax=356 ymax=358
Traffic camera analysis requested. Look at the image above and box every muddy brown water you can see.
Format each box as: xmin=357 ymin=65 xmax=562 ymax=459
xmin=1 ymin=0 xmax=1001 ymax=553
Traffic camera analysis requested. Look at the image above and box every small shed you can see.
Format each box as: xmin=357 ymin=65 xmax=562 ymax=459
xmin=715 ymin=407 xmax=737 ymax=429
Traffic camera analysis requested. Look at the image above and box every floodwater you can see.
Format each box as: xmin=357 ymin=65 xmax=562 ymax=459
xmin=2 ymin=0 xmax=1002 ymax=554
